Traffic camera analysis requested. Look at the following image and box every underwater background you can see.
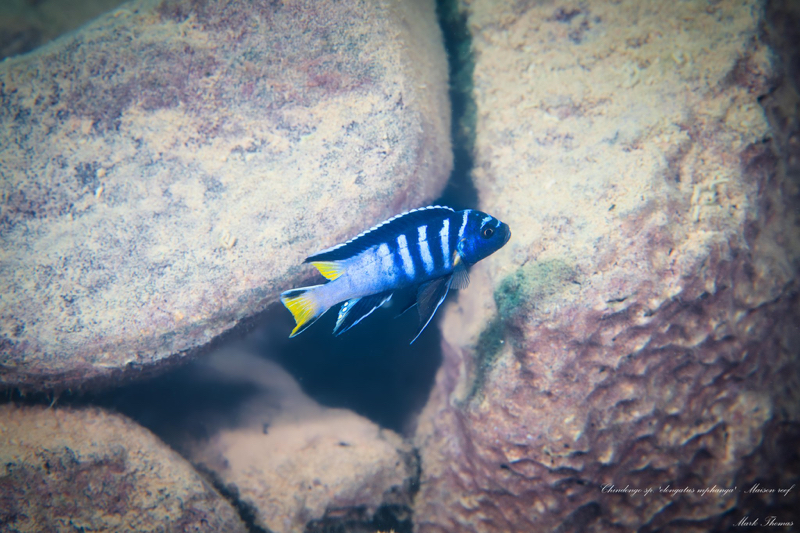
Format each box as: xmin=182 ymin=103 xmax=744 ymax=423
xmin=1 ymin=0 xmax=799 ymax=531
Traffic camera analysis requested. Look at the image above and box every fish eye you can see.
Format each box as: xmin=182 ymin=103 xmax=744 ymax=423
xmin=481 ymin=227 xmax=494 ymax=239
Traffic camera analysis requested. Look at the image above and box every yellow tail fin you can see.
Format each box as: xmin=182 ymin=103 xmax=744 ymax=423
xmin=280 ymin=286 xmax=325 ymax=337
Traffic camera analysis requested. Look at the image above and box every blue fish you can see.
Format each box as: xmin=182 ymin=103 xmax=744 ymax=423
xmin=281 ymin=206 xmax=511 ymax=343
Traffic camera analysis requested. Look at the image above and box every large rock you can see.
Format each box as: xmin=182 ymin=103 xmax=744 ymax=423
xmin=0 ymin=0 xmax=451 ymax=390
xmin=0 ymin=403 xmax=246 ymax=532
xmin=158 ymin=349 xmax=419 ymax=533
xmin=414 ymin=0 xmax=800 ymax=531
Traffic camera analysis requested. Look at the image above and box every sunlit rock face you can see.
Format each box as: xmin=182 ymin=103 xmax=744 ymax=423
xmin=413 ymin=0 xmax=800 ymax=531
xmin=0 ymin=0 xmax=451 ymax=391
xmin=0 ymin=404 xmax=248 ymax=532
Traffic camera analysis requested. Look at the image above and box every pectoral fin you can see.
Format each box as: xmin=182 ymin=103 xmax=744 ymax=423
xmin=410 ymin=275 xmax=451 ymax=344
xmin=334 ymin=291 xmax=393 ymax=336
xmin=450 ymin=254 xmax=470 ymax=290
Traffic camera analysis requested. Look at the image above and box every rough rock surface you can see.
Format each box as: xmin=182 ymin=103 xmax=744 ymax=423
xmin=0 ymin=403 xmax=246 ymax=532
xmin=0 ymin=0 xmax=451 ymax=390
xmin=414 ymin=0 xmax=800 ymax=531
xmin=159 ymin=349 xmax=418 ymax=533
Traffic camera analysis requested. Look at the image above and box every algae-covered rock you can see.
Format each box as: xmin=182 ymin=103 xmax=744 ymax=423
xmin=0 ymin=403 xmax=246 ymax=532
xmin=414 ymin=0 xmax=800 ymax=531
xmin=161 ymin=350 xmax=417 ymax=533
xmin=0 ymin=0 xmax=452 ymax=390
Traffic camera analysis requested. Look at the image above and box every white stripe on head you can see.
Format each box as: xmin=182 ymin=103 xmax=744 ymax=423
xmin=480 ymin=215 xmax=493 ymax=229
xmin=397 ymin=234 xmax=415 ymax=278
xmin=418 ymin=225 xmax=434 ymax=274
xmin=439 ymin=219 xmax=450 ymax=268
xmin=458 ymin=210 xmax=469 ymax=240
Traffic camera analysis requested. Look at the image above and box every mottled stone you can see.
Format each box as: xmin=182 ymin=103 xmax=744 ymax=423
xmin=414 ymin=0 xmax=800 ymax=531
xmin=0 ymin=403 xmax=246 ymax=532
xmin=0 ymin=0 xmax=451 ymax=390
xmin=166 ymin=350 xmax=418 ymax=533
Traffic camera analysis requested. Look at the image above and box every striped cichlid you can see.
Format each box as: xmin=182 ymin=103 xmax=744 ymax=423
xmin=281 ymin=206 xmax=511 ymax=343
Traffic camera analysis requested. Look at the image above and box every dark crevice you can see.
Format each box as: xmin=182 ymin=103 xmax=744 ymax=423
xmin=304 ymin=448 xmax=420 ymax=533
xmin=304 ymin=503 xmax=413 ymax=533
xmin=196 ymin=465 xmax=274 ymax=533
xmin=262 ymin=302 xmax=442 ymax=436
xmin=434 ymin=0 xmax=479 ymax=210
xmin=762 ymin=0 xmax=800 ymax=181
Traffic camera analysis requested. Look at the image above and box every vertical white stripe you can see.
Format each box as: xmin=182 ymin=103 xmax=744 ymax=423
xmin=439 ymin=219 xmax=450 ymax=268
xmin=397 ymin=235 xmax=415 ymax=278
xmin=378 ymin=243 xmax=395 ymax=281
xmin=418 ymin=225 xmax=434 ymax=274
xmin=480 ymin=215 xmax=493 ymax=229
xmin=458 ymin=210 xmax=469 ymax=240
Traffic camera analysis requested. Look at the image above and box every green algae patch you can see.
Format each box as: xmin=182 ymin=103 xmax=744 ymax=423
xmin=494 ymin=259 xmax=576 ymax=321
xmin=466 ymin=259 xmax=577 ymax=403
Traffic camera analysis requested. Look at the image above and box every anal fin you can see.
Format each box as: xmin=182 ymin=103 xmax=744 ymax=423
xmin=410 ymin=275 xmax=451 ymax=344
xmin=334 ymin=291 xmax=393 ymax=336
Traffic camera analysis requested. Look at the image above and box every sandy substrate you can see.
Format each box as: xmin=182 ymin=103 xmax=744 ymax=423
xmin=167 ymin=349 xmax=417 ymax=533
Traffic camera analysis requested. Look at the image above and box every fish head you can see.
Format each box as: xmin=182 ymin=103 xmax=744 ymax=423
xmin=457 ymin=210 xmax=511 ymax=265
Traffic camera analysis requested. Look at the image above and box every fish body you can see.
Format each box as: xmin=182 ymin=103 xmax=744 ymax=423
xmin=281 ymin=206 xmax=511 ymax=343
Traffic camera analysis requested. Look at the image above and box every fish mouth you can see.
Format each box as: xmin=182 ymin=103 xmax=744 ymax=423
xmin=503 ymin=227 xmax=512 ymax=245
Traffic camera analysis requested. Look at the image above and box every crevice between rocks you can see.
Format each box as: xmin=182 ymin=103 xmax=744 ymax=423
xmin=303 ymin=448 xmax=421 ymax=533
xmin=197 ymin=465 xmax=274 ymax=533
xmin=434 ymin=0 xmax=479 ymax=210
xmin=197 ymin=447 xmax=422 ymax=533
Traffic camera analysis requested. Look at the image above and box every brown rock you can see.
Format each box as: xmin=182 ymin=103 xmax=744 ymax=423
xmin=165 ymin=349 xmax=418 ymax=533
xmin=414 ymin=0 xmax=800 ymax=531
xmin=0 ymin=0 xmax=451 ymax=390
xmin=0 ymin=403 xmax=246 ymax=532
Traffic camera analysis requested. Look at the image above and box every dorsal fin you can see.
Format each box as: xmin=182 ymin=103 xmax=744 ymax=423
xmin=305 ymin=206 xmax=455 ymax=263
xmin=310 ymin=261 xmax=345 ymax=280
